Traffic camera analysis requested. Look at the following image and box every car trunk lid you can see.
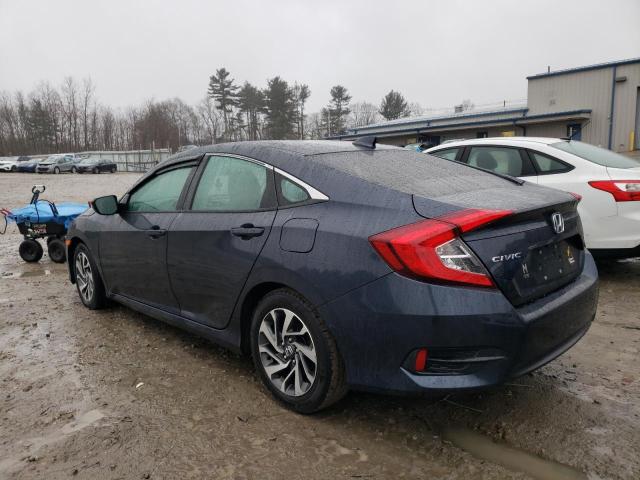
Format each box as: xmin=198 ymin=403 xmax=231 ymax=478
xmin=413 ymin=184 xmax=584 ymax=306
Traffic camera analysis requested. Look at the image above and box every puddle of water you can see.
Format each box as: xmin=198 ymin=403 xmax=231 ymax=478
xmin=61 ymin=409 xmax=105 ymax=435
xmin=0 ymin=269 xmax=51 ymax=279
xmin=443 ymin=427 xmax=587 ymax=480
xmin=0 ymin=409 xmax=105 ymax=473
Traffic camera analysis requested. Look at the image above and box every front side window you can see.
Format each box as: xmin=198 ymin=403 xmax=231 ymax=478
xmin=551 ymin=140 xmax=640 ymax=169
xmin=430 ymin=148 xmax=460 ymax=161
xmin=127 ymin=166 xmax=193 ymax=212
xmin=192 ymin=155 xmax=274 ymax=211
xmin=529 ymin=151 xmax=572 ymax=174
xmin=467 ymin=146 xmax=530 ymax=177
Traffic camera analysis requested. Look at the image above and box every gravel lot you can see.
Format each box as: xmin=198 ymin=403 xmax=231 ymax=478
xmin=0 ymin=172 xmax=639 ymax=480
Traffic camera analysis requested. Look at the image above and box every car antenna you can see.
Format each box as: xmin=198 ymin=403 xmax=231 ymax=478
xmin=352 ymin=136 xmax=377 ymax=149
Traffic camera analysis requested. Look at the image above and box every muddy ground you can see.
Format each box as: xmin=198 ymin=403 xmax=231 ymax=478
xmin=0 ymin=172 xmax=638 ymax=480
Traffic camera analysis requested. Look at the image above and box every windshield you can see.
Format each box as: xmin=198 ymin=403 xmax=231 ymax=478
xmin=80 ymin=158 xmax=96 ymax=165
xmin=44 ymin=155 xmax=62 ymax=162
xmin=551 ymin=141 xmax=640 ymax=169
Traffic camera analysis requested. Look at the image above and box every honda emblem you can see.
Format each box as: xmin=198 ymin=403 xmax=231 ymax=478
xmin=551 ymin=212 xmax=565 ymax=234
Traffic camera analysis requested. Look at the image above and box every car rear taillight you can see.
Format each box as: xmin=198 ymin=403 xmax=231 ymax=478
xmin=589 ymin=180 xmax=640 ymax=202
xmin=369 ymin=208 xmax=512 ymax=288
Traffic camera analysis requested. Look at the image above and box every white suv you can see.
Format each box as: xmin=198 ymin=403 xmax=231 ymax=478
xmin=0 ymin=156 xmax=29 ymax=172
xmin=426 ymin=137 xmax=640 ymax=258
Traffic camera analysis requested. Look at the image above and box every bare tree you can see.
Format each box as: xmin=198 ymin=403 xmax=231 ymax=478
xmin=407 ymin=102 xmax=423 ymax=116
xmin=61 ymin=77 xmax=80 ymax=150
xmin=349 ymin=101 xmax=380 ymax=128
xmin=81 ymin=78 xmax=95 ymax=150
xmin=197 ymin=96 xmax=221 ymax=144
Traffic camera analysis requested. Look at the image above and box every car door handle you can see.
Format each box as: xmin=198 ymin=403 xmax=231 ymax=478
xmin=146 ymin=227 xmax=167 ymax=239
xmin=231 ymin=224 xmax=265 ymax=240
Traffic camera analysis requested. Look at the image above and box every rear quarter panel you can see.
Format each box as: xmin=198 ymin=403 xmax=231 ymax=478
xmin=242 ymin=192 xmax=421 ymax=308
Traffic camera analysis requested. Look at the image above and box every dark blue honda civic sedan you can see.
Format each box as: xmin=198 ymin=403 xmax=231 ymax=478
xmin=66 ymin=140 xmax=598 ymax=413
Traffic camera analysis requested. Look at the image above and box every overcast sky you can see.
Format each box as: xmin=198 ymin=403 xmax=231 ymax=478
xmin=1 ymin=0 xmax=639 ymax=113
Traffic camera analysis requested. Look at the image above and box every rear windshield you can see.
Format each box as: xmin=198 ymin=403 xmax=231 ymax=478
xmin=551 ymin=141 xmax=640 ymax=169
xmin=312 ymin=149 xmax=511 ymax=197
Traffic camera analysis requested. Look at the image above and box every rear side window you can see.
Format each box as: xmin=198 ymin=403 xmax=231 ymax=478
xmin=466 ymin=146 xmax=532 ymax=177
xmin=430 ymin=148 xmax=460 ymax=161
xmin=191 ymin=155 xmax=275 ymax=211
xmin=127 ymin=166 xmax=193 ymax=212
xmin=279 ymin=177 xmax=310 ymax=205
xmin=529 ymin=151 xmax=572 ymax=174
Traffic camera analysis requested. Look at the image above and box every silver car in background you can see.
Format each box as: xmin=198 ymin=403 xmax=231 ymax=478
xmin=36 ymin=154 xmax=81 ymax=174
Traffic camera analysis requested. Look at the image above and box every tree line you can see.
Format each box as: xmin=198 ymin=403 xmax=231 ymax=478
xmin=0 ymin=69 xmax=435 ymax=156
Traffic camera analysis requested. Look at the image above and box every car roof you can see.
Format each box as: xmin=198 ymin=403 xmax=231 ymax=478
xmin=167 ymin=140 xmax=398 ymax=162
xmin=427 ymin=137 xmax=563 ymax=150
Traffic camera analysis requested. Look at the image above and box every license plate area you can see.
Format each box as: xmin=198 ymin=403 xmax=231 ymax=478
xmin=514 ymin=236 xmax=583 ymax=301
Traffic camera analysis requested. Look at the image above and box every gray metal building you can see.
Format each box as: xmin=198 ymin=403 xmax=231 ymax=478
xmin=335 ymin=58 xmax=640 ymax=152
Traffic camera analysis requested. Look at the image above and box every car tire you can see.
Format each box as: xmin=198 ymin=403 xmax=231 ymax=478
xmin=11 ymin=165 xmax=16 ymax=172
xmin=111 ymin=167 xmax=116 ymax=173
xmin=250 ymin=288 xmax=347 ymax=414
xmin=71 ymin=166 xmax=77 ymax=174
xmin=47 ymin=238 xmax=66 ymax=263
xmin=19 ymin=239 xmax=43 ymax=263
xmin=92 ymin=167 xmax=98 ymax=174
xmin=73 ymin=244 xmax=107 ymax=309
xmin=53 ymin=167 xmax=60 ymax=174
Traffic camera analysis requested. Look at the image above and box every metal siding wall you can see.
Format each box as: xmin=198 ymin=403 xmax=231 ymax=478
xmin=612 ymin=63 xmax=640 ymax=151
xmin=525 ymin=123 xmax=567 ymax=138
xmin=527 ymin=68 xmax=613 ymax=147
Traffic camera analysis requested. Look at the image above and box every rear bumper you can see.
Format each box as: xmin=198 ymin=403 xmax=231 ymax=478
xmin=589 ymin=244 xmax=640 ymax=259
xmin=318 ymin=253 xmax=598 ymax=394
xmin=585 ymin=203 xmax=640 ymax=250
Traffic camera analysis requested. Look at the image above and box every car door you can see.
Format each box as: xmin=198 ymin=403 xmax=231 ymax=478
xmin=98 ymin=163 xmax=196 ymax=312
xmin=462 ymin=145 xmax=538 ymax=182
xmin=167 ymin=154 xmax=278 ymax=329
xmin=62 ymin=156 xmax=73 ymax=172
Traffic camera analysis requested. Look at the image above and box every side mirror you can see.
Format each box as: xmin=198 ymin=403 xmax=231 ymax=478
xmin=92 ymin=195 xmax=119 ymax=215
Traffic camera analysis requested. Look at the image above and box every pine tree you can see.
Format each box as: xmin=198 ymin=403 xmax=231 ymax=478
xmin=207 ymin=68 xmax=239 ymax=140
xmin=379 ymin=90 xmax=410 ymax=120
xmin=238 ymin=82 xmax=264 ymax=141
xmin=263 ymin=77 xmax=296 ymax=140
xmin=327 ymin=85 xmax=351 ymax=135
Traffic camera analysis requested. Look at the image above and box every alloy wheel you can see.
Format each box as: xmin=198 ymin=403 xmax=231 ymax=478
xmin=258 ymin=308 xmax=317 ymax=397
xmin=75 ymin=251 xmax=95 ymax=303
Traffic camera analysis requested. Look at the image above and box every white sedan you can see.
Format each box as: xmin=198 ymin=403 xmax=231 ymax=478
xmin=426 ymin=137 xmax=640 ymax=258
